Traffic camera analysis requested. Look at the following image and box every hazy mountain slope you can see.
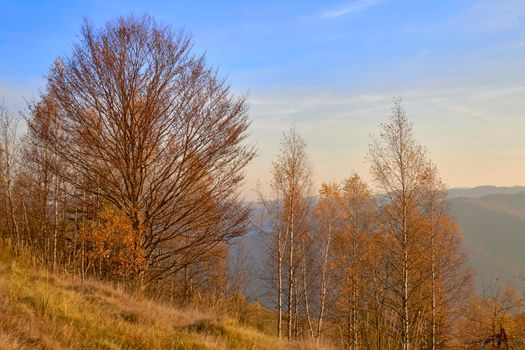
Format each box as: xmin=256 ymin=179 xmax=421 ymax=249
xmin=242 ymin=187 xmax=525 ymax=292
xmin=449 ymin=191 xmax=525 ymax=287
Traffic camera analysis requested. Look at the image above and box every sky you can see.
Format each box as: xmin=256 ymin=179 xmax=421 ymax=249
xmin=1 ymin=0 xmax=525 ymax=200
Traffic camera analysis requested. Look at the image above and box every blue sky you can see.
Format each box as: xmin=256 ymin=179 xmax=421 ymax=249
xmin=1 ymin=0 xmax=525 ymax=199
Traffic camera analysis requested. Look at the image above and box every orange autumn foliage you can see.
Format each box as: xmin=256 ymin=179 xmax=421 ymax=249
xmin=80 ymin=206 xmax=146 ymax=279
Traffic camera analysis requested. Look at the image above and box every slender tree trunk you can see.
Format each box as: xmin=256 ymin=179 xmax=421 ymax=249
xmin=6 ymin=180 xmax=19 ymax=247
xmin=277 ymin=227 xmax=283 ymax=339
xmin=53 ymin=173 xmax=59 ymax=273
xmin=184 ymin=265 xmax=191 ymax=304
xmin=300 ymin=238 xmax=314 ymax=339
xmin=73 ymin=204 xmax=78 ymax=277
xmin=430 ymin=208 xmax=436 ymax=350
xmin=287 ymin=191 xmax=295 ymax=340
xmin=0 ymin=112 xmax=20 ymax=249
xmin=317 ymin=214 xmax=332 ymax=341
xmin=352 ymin=278 xmax=358 ymax=350
xmin=293 ymin=277 xmax=299 ymax=339
xmin=22 ymin=201 xmax=31 ymax=246
xmin=351 ymin=200 xmax=358 ymax=350
xmin=401 ymin=152 xmax=410 ymax=350
xmin=81 ymin=239 xmax=85 ymax=281
xmin=402 ymin=214 xmax=410 ymax=350
xmin=4 ymin=146 xmax=19 ymax=248
xmin=81 ymin=191 xmax=86 ymax=281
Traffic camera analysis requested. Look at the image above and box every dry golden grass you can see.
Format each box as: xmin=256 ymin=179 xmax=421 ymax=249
xmin=0 ymin=245 xmax=330 ymax=350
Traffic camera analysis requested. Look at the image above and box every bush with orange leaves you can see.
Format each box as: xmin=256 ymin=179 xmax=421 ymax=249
xmin=80 ymin=206 xmax=147 ymax=280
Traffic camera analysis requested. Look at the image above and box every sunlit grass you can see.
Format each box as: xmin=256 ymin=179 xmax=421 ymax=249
xmin=0 ymin=243 xmax=330 ymax=349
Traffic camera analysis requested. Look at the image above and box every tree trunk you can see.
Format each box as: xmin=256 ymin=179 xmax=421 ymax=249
xmin=287 ymin=191 xmax=295 ymax=340
xmin=277 ymin=227 xmax=283 ymax=339
xmin=430 ymin=208 xmax=436 ymax=350
xmin=402 ymin=217 xmax=410 ymax=350
xmin=53 ymin=174 xmax=59 ymax=273
xmin=317 ymin=214 xmax=332 ymax=341
xmin=301 ymin=238 xmax=314 ymax=340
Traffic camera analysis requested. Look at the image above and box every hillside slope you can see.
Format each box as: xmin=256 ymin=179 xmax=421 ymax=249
xmin=0 ymin=246 xmax=315 ymax=350
xmin=450 ymin=190 xmax=525 ymax=288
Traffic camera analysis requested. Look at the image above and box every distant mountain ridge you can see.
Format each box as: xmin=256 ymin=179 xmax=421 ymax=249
xmin=447 ymin=185 xmax=525 ymax=199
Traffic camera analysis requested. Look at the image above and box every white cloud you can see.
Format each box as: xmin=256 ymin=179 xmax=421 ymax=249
xmin=321 ymin=0 xmax=381 ymax=19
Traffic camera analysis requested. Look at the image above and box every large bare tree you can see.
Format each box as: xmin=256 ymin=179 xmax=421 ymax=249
xmin=28 ymin=15 xmax=255 ymax=285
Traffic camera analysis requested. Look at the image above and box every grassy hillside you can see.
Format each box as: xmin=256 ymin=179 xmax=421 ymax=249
xmin=0 ymin=245 xmax=323 ymax=350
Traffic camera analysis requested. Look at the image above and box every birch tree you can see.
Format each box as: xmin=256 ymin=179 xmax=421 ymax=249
xmin=313 ymin=182 xmax=341 ymax=341
xmin=0 ymin=104 xmax=22 ymax=247
xmin=368 ymin=98 xmax=427 ymax=350
xmin=419 ymin=162 xmax=472 ymax=348
xmin=337 ymin=174 xmax=376 ymax=349
xmin=259 ymin=126 xmax=312 ymax=339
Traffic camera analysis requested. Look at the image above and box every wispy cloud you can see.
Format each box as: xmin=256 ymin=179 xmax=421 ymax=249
xmin=467 ymin=0 xmax=525 ymax=31
xmin=321 ymin=0 xmax=381 ymax=19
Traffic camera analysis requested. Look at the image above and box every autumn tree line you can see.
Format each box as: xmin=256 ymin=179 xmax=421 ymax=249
xmin=257 ymin=101 xmax=525 ymax=349
xmin=0 ymin=14 xmax=524 ymax=349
